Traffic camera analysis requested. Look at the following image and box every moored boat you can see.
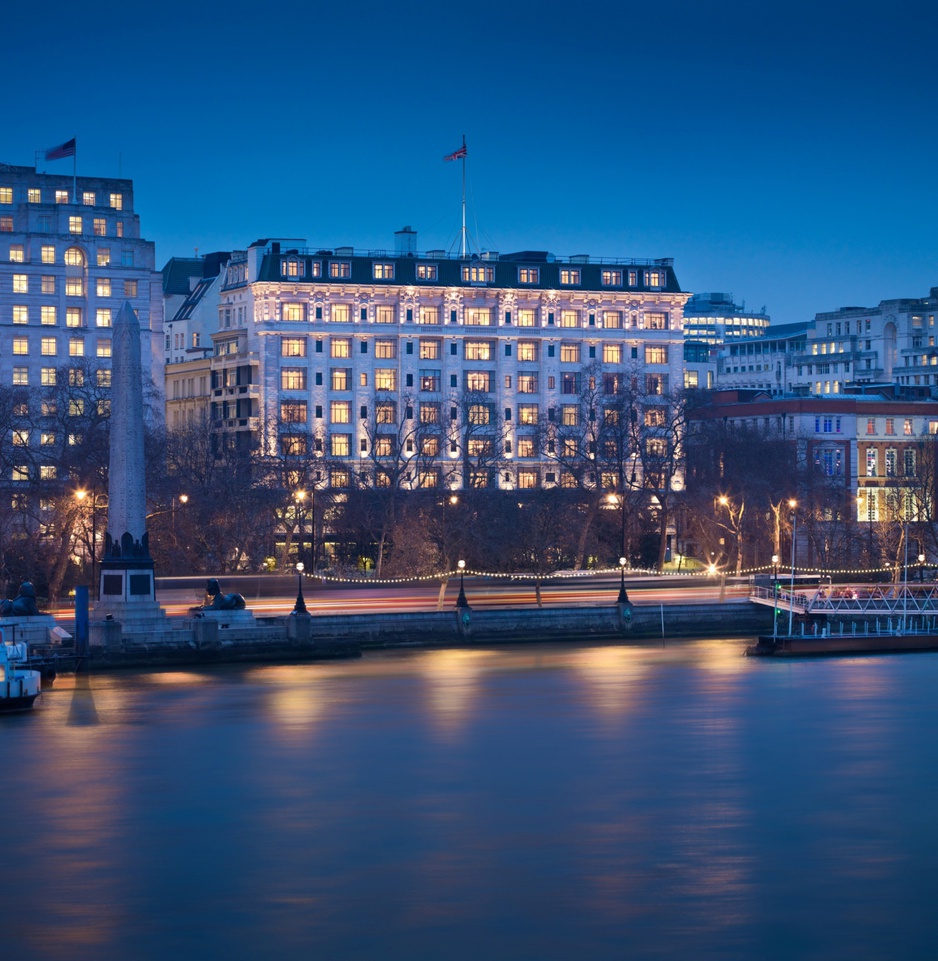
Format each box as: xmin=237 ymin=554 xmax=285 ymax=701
xmin=0 ymin=638 xmax=42 ymax=712
xmin=747 ymin=631 xmax=938 ymax=657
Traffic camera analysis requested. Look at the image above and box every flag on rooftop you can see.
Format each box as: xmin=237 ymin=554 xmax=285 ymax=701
xmin=444 ymin=144 xmax=467 ymax=162
xmin=45 ymin=138 xmax=76 ymax=161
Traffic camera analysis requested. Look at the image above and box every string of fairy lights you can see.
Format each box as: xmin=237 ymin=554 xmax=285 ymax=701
xmin=301 ymin=561 xmax=930 ymax=586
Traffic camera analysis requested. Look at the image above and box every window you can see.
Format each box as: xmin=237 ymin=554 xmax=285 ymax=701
xmin=518 ymin=404 xmax=539 ymax=425
xmin=373 ymin=263 xmax=394 ymax=279
xmin=561 ymin=405 xmax=578 ymax=426
xmin=417 ymin=306 xmax=440 ymax=325
xmin=644 ymin=270 xmax=663 ymax=287
xmin=41 ymin=368 xmax=56 ymax=386
xmin=331 ymin=401 xmax=351 ymax=424
xmin=646 ymin=312 xmax=669 ymax=330
xmin=462 ymin=265 xmax=494 ymax=283
xmin=375 ymin=402 xmax=397 ymax=425
xmin=419 ymin=338 xmax=441 ymax=360
xmin=36 ymin=246 xmax=55 ymax=268
xmin=96 ymin=308 xmax=112 ymax=328
xmin=25 ymin=188 xmax=40 ymax=204
xmin=69 ymin=216 xmax=82 ymax=234
xmin=516 ymin=436 xmax=535 ymax=458
xmin=282 ymin=303 xmax=306 ymax=321
xmin=559 ymin=269 xmax=580 ymax=285
xmin=281 ymin=337 xmax=306 ymax=357
xmin=517 ymin=373 xmax=538 ymax=393
xmin=602 ymin=269 xmax=623 ymax=286
xmin=468 ymin=405 xmax=492 ymax=426
xmin=867 ymin=418 xmax=876 ymax=435
xmin=41 ymin=337 xmax=56 ymax=356
xmin=518 ymin=267 xmax=539 ymax=284
xmin=331 ymin=434 xmax=351 ymax=456
xmin=416 ymin=264 xmax=438 ymax=281
xmin=465 ymin=340 xmax=492 ymax=360
xmin=281 ymin=259 xmax=304 ymax=277
xmin=8 ymin=244 xmax=23 ymax=261
xmin=905 ymin=449 xmax=916 ymax=476
xmin=561 ymin=373 xmax=579 ymax=394
xmin=97 ymin=248 xmax=111 ymax=266
xmin=53 ymin=189 xmax=69 ymax=204
xmin=69 ymin=338 xmax=84 ymax=357
xmin=646 ymin=374 xmax=668 ymax=395
xmin=12 ymin=273 xmax=27 ymax=293
xmin=93 ymin=218 xmax=106 ymax=236
xmin=109 ymin=193 xmax=123 ymax=210
xmin=64 ymin=247 xmax=84 ymax=266
xmin=560 ymin=343 xmax=580 ymax=363
xmin=329 ymin=261 xmax=351 ymax=279
xmin=375 ymin=369 xmax=397 ymax=390
xmin=685 ymin=369 xmax=699 ymax=388
xmin=375 ymin=339 xmax=396 ymax=359
xmin=603 ymin=311 xmax=621 ymax=329
xmin=116 ymin=222 xmax=124 ymax=237
xmin=329 ymin=367 xmax=350 ymax=390
xmin=885 ymin=418 xmax=895 ymax=435
xmin=904 ymin=418 xmax=914 ymax=436
xmin=603 ymin=344 xmax=622 ymax=364
xmin=375 ymin=307 xmax=395 ymax=324
xmin=65 ymin=307 xmax=82 ymax=328
xmin=12 ymin=337 xmax=28 ymax=355
xmin=645 ymin=346 xmax=669 ymax=364
xmin=66 ymin=276 xmax=84 ymax=297
xmin=97 ymin=338 xmax=111 ymax=358
xmin=331 ymin=337 xmax=351 ymax=358
xmin=465 ymin=308 xmax=492 ymax=326
xmin=866 ymin=449 xmax=877 ymax=476
xmin=280 ymin=401 xmax=307 ymax=423
xmin=559 ymin=310 xmax=578 ymax=328
xmin=80 ymin=190 xmax=95 ymax=206
xmin=123 ymin=280 xmax=137 ymax=297
xmin=12 ymin=305 xmax=28 ymax=325
xmin=516 ymin=341 xmax=538 ymax=362
xmin=465 ymin=371 xmax=493 ymax=392
xmin=12 ymin=367 xmax=27 ymax=385
xmin=330 ymin=304 xmax=349 ymax=323
xmin=420 ymin=370 xmax=441 ymax=392
xmin=885 ymin=448 xmax=897 ymax=477
xmin=517 ymin=309 xmax=536 ymax=327
xmin=281 ymin=368 xmax=307 ymax=390
xmin=420 ymin=402 xmax=440 ymax=424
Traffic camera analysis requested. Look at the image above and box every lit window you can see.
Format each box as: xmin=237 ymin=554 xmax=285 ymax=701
xmin=96 ymin=308 xmax=112 ymax=328
xmin=375 ymin=340 xmax=396 ymax=359
xmin=331 ymin=434 xmax=351 ymax=457
xmin=518 ymin=404 xmax=539 ymax=425
xmin=465 ymin=340 xmax=492 ymax=361
xmin=867 ymin=418 xmax=876 ymax=435
xmin=281 ymin=337 xmax=306 ymax=357
xmin=64 ymin=247 xmax=85 ymax=266
xmin=96 ymin=278 xmax=111 ymax=297
xmin=0 ymin=187 xmax=12 ymax=205
xmin=330 ymin=401 xmax=351 ymax=424
xmin=68 ymin=216 xmax=82 ymax=234
xmin=41 ymin=275 xmax=55 ymax=294
xmin=41 ymin=306 xmax=56 ymax=325
xmin=12 ymin=465 xmax=28 ymax=482
xmin=280 ymin=368 xmax=307 ymax=390
xmin=375 ymin=369 xmax=397 ymax=391
xmin=904 ymin=418 xmax=914 ymax=436
xmin=69 ymin=338 xmax=84 ymax=357
xmin=645 ymin=346 xmax=669 ymax=364
xmin=280 ymin=401 xmax=308 ymax=423
xmin=560 ymin=343 xmax=580 ymax=363
xmin=83 ymin=191 xmax=95 ymax=205
xmin=0 ymin=217 xmax=13 ymax=232
xmin=97 ymin=338 xmax=112 ymax=357
xmin=559 ymin=310 xmax=578 ymax=328
xmin=41 ymin=432 xmax=54 ymax=445
xmin=644 ymin=270 xmax=663 ymax=287
xmin=109 ymin=193 xmax=123 ymax=210
xmin=66 ymin=277 xmax=83 ymax=296
xmin=330 ymin=368 xmax=350 ymax=390
xmin=41 ymin=368 xmax=56 ymax=386
xmin=419 ymin=369 xmax=440 ymax=391
xmin=28 ymin=189 xmax=40 ymax=203
xmin=282 ymin=303 xmax=306 ymax=321
xmin=646 ymin=312 xmax=669 ymax=330
xmin=55 ymin=190 xmax=69 ymax=204
xmin=12 ymin=273 xmax=27 ymax=293
xmin=516 ymin=309 xmax=536 ymax=327
xmin=461 ymin=265 xmax=494 ymax=283
xmin=97 ymin=248 xmax=110 ymax=266
xmin=331 ymin=338 xmax=351 ymax=358
xmin=8 ymin=244 xmax=23 ymax=261
xmin=124 ymin=280 xmax=137 ymax=297
xmin=12 ymin=306 xmax=28 ymax=325
xmin=329 ymin=261 xmax=351 ymax=279
xmin=465 ymin=308 xmax=492 ymax=326
xmin=517 ymin=437 xmax=535 ymax=457
xmin=416 ymin=264 xmax=437 ymax=281
xmin=12 ymin=337 xmax=28 ymax=355
xmin=603 ymin=344 xmax=622 ymax=364
xmin=517 ymin=373 xmax=538 ymax=393
xmin=375 ymin=307 xmax=395 ymax=324
xmin=559 ymin=269 xmax=580 ymax=285
xmin=97 ymin=369 xmax=110 ymax=387
xmin=517 ymin=341 xmax=538 ymax=361
xmin=92 ymin=218 xmax=106 ymax=236
xmin=281 ymin=259 xmax=304 ymax=277
xmin=465 ymin=371 xmax=492 ymax=392
xmin=41 ymin=337 xmax=56 ymax=356
xmin=66 ymin=307 xmax=82 ymax=328
xmin=603 ymin=311 xmax=621 ymax=329
xmin=330 ymin=304 xmax=349 ymax=323
xmin=419 ymin=339 xmax=441 ymax=359
xmin=602 ymin=269 xmax=622 ymax=286
xmin=373 ymin=263 xmax=394 ymax=279
xmin=417 ymin=306 xmax=440 ymax=324
xmin=116 ymin=222 xmax=124 ymax=237
xmin=12 ymin=368 xmax=28 ymax=385
xmin=376 ymin=402 xmax=397 ymax=424
xmin=68 ymin=367 xmax=84 ymax=386
xmin=885 ymin=418 xmax=895 ymax=435
xmin=518 ymin=267 xmax=539 ymax=284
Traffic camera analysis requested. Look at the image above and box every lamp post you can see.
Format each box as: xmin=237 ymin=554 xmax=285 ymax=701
xmin=293 ymin=561 xmax=308 ymax=615
xmin=787 ymin=498 xmax=797 ymax=637
xmin=75 ymin=488 xmax=98 ymax=599
xmin=172 ymin=493 xmax=189 ymax=551
xmin=919 ymin=552 xmax=926 ymax=583
xmin=295 ymin=489 xmax=307 ymax=570
xmin=617 ymin=556 xmax=629 ymax=605
xmin=456 ymin=559 xmax=469 ymax=608
xmin=771 ymin=553 xmax=780 ymax=641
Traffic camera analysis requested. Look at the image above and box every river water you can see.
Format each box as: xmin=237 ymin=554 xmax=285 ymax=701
xmin=4 ymin=638 xmax=938 ymax=961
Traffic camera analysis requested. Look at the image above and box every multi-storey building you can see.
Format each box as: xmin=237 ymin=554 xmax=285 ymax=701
xmin=682 ymin=291 xmax=770 ymax=344
xmin=0 ymin=161 xmax=161 ymax=406
xmin=209 ymin=233 xmax=689 ymax=491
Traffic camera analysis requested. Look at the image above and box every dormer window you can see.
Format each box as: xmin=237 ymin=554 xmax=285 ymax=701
xmin=518 ymin=267 xmax=539 ymax=284
xmin=281 ymin=259 xmax=304 ymax=278
xmin=373 ymin=263 xmax=394 ymax=280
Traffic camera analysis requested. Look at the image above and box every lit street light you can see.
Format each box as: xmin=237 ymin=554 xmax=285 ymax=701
xmin=788 ymin=498 xmax=797 ymax=637
xmin=617 ymin=556 xmax=629 ymax=604
xmin=456 ymin=559 xmax=469 ymax=609
xmin=771 ymin=552 xmax=780 ymax=641
xmin=293 ymin=561 xmax=308 ymax=615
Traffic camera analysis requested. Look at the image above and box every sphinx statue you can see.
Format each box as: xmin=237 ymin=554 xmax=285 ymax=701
xmin=0 ymin=581 xmax=42 ymax=617
xmin=197 ymin=578 xmax=246 ymax=611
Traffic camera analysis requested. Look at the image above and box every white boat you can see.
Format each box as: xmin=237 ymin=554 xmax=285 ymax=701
xmin=0 ymin=638 xmax=41 ymax=712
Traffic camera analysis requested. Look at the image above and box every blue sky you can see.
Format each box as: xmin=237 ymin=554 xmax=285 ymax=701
xmin=5 ymin=0 xmax=937 ymax=323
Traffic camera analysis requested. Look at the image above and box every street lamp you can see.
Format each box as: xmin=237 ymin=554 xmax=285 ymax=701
xmin=771 ymin=553 xmax=780 ymax=641
xmin=295 ymin=489 xmax=308 ymax=570
xmin=293 ymin=561 xmax=308 ymax=615
xmin=74 ymin=488 xmax=98 ymax=599
xmin=919 ymin=552 xmax=926 ymax=583
xmin=788 ymin=498 xmax=797 ymax=637
xmin=617 ymin=556 xmax=629 ymax=605
xmin=456 ymin=559 xmax=469 ymax=608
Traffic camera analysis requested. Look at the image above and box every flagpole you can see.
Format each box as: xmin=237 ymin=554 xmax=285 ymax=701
xmin=73 ymin=144 xmax=77 ymax=204
xmin=460 ymin=134 xmax=467 ymax=259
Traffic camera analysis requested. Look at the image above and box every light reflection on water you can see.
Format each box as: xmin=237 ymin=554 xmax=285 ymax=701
xmin=4 ymin=639 xmax=938 ymax=961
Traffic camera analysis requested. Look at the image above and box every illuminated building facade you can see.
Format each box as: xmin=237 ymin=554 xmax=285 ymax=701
xmin=682 ymin=291 xmax=770 ymax=344
xmin=210 ymin=232 xmax=689 ymax=492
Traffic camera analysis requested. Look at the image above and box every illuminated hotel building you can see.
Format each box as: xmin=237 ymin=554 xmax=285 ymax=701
xmin=0 ymin=161 xmax=161 ymax=405
xmin=210 ymin=231 xmax=689 ymax=491
xmin=682 ymin=291 xmax=770 ymax=344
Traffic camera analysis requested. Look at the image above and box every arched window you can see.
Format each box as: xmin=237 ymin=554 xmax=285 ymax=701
xmin=64 ymin=246 xmax=85 ymax=266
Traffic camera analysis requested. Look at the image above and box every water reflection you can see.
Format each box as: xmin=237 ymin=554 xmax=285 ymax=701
xmin=3 ymin=642 xmax=938 ymax=961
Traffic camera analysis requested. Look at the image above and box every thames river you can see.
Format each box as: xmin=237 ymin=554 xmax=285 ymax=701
xmin=4 ymin=639 xmax=938 ymax=960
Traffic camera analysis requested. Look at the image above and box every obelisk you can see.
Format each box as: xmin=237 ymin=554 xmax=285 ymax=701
xmin=95 ymin=302 xmax=161 ymax=619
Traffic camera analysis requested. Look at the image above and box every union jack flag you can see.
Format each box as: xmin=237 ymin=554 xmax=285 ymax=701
xmin=444 ymin=144 xmax=467 ymax=162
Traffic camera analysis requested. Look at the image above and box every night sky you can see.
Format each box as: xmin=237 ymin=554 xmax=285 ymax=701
xmin=5 ymin=0 xmax=937 ymax=324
